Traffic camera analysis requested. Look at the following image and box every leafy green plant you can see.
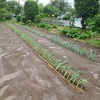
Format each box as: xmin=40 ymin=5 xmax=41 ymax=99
xmin=55 ymin=61 xmax=66 ymax=70
xmin=46 ymin=52 xmax=55 ymax=61
xmin=66 ymin=28 xmax=80 ymax=38
xmin=89 ymin=39 xmax=100 ymax=47
xmin=78 ymin=30 xmax=96 ymax=39
xmin=52 ymin=24 xmax=58 ymax=28
xmin=37 ymin=23 xmax=46 ymax=28
xmin=45 ymin=24 xmax=51 ymax=30
xmin=34 ymin=14 xmax=41 ymax=23
xmin=70 ymin=70 xmax=82 ymax=84
xmin=21 ymin=16 xmax=27 ymax=23
xmin=16 ymin=16 xmax=21 ymax=22
xmin=61 ymin=27 xmax=68 ymax=35
xmin=76 ymin=79 xmax=88 ymax=88
xmin=64 ymin=65 xmax=72 ymax=77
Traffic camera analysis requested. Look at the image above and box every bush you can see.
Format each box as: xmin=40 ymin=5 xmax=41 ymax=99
xmin=45 ymin=24 xmax=51 ymax=30
xmin=66 ymin=28 xmax=80 ymax=38
xmin=85 ymin=14 xmax=100 ymax=33
xmin=34 ymin=15 xmax=41 ymax=23
xmin=89 ymin=39 xmax=100 ymax=47
xmin=52 ymin=24 xmax=57 ymax=28
xmin=37 ymin=23 xmax=46 ymax=28
xmin=16 ymin=16 xmax=21 ymax=22
xmin=61 ymin=27 xmax=68 ymax=35
xmin=94 ymin=14 xmax=100 ymax=28
xmin=78 ymin=30 xmax=96 ymax=39
xmin=63 ymin=14 xmax=71 ymax=20
xmin=26 ymin=20 xmax=32 ymax=26
xmin=37 ymin=23 xmax=51 ymax=30
xmin=0 ymin=8 xmax=6 ymax=21
xmin=5 ymin=13 xmax=12 ymax=20
xmin=21 ymin=16 xmax=27 ymax=23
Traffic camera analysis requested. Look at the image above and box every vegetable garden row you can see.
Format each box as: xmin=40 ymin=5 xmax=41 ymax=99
xmin=6 ymin=23 xmax=88 ymax=93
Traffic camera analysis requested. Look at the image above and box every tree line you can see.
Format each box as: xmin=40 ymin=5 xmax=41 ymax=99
xmin=0 ymin=0 xmax=100 ymax=30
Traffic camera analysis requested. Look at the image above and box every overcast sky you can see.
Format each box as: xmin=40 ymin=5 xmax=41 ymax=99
xmin=18 ymin=0 xmax=74 ymax=6
xmin=39 ymin=0 xmax=74 ymax=6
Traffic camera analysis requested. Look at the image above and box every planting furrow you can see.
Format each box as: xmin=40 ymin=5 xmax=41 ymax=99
xmin=6 ymin=23 xmax=90 ymax=92
xmin=0 ymin=23 xmax=75 ymax=100
xmin=12 ymin=23 xmax=100 ymax=89
xmin=14 ymin=23 xmax=100 ymax=63
xmin=10 ymin=23 xmax=100 ymax=91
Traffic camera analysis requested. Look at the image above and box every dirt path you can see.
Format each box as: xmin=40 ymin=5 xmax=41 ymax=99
xmin=10 ymin=23 xmax=100 ymax=100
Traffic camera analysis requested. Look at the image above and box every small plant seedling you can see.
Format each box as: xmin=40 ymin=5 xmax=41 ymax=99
xmin=55 ymin=61 xmax=66 ymax=70
xmin=76 ymin=79 xmax=88 ymax=89
xmin=64 ymin=65 xmax=72 ymax=77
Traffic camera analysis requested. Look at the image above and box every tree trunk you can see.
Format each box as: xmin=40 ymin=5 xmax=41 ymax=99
xmin=81 ymin=16 xmax=86 ymax=29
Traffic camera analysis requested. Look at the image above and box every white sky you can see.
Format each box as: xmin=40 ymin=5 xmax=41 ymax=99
xmin=39 ymin=0 xmax=74 ymax=6
xmin=17 ymin=0 xmax=74 ymax=6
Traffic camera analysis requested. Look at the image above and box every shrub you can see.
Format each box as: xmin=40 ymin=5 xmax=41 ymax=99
xmin=26 ymin=20 xmax=32 ymax=26
xmin=85 ymin=14 xmax=100 ymax=33
xmin=63 ymin=14 xmax=71 ymax=20
xmin=61 ymin=27 xmax=68 ymax=35
xmin=45 ymin=24 xmax=51 ymax=30
xmin=37 ymin=23 xmax=46 ymax=28
xmin=21 ymin=16 xmax=27 ymax=23
xmin=78 ymin=30 xmax=96 ymax=39
xmin=5 ymin=13 xmax=12 ymax=20
xmin=16 ymin=16 xmax=21 ymax=22
xmin=52 ymin=24 xmax=57 ymax=28
xmin=89 ymin=39 xmax=100 ymax=47
xmin=66 ymin=28 xmax=80 ymax=38
xmin=34 ymin=15 xmax=41 ymax=23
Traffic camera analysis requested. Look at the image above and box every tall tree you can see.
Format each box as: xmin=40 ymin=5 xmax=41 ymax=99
xmin=0 ymin=0 xmax=7 ymax=20
xmin=43 ymin=4 xmax=61 ymax=17
xmin=14 ymin=5 xmax=22 ymax=15
xmin=24 ymin=0 xmax=38 ymax=21
xmin=0 ymin=0 xmax=6 ymax=8
xmin=50 ymin=0 xmax=69 ymax=13
xmin=7 ymin=0 xmax=19 ymax=13
xmin=75 ymin=0 xmax=99 ymax=29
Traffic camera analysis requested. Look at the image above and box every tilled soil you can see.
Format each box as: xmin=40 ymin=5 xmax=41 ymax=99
xmin=0 ymin=23 xmax=100 ymax=100
xmin=13 ymin=23 xmax=100 ymax=85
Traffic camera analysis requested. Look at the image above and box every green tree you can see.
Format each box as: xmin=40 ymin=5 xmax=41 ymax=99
xmin=7 ymin=0 xmax=19 ymax=13
xmin=0 ymin=0 xmax=7 ymax=21
xmin=24 ymin=0 xmax=38 ymax=22
xmin=0 ymin=8 xmax=6 ymax=20
xmin=0 ymin=0 xmax=6 ymax=3
xmin=50 ymin=0 xmax=69 ymax=13
xmin=14 ymin=5 xmax=22 ymax=15
xmin=38 ymin=3 xmax=44 ymax=13
xmin=43 ymin=4 xmax=61 ymax=17
xmin=75 ymin=0 xmax=99 ymax=29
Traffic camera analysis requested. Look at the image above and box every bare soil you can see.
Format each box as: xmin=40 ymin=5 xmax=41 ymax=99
xmin=0 ymin=23 xmax=100 ymax=100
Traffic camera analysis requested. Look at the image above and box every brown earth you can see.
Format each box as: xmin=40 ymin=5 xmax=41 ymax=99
xmin=0 ymin=23 xmax=100 ymax=100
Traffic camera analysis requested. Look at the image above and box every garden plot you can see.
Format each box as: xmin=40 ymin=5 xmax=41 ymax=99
xmin=7 ymin=23 xmax=100 ymax=100
xmin=15 ymin=23 xmax=100 ymax=64
xmin=0 ymin=23 xmax=78 ymax=100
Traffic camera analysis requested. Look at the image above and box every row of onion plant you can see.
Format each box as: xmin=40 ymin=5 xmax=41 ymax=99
xmin=6 ymin=23 xmax=88 ymax=92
